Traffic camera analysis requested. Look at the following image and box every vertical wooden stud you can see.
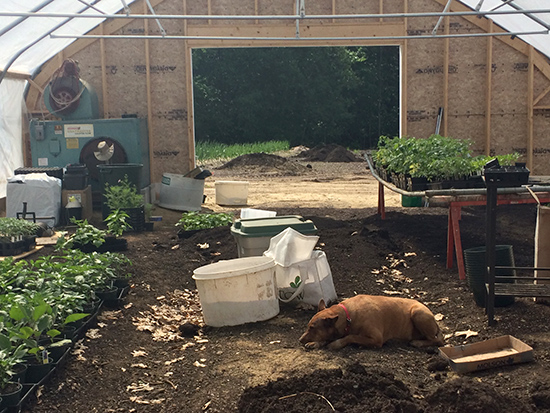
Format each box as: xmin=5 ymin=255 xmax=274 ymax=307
xmin=99 ymin=23 xmax=109 ymax=118
xmin=379 ymin=0 xmax=384 ymax=22
xmin=402 ymin=0 xmax=408 ymax=137
xmin=144 ymin=0 xmax=154 ymax=181
xmin=443 ymin=15 xmax=450 ymax=136
xmin=184 ymin=0 xmax=196 ymax=171
xmin=528 ymin=45 xmax=534 ymax=170
xmin=485 ymin=20 xmax=493 ymax=156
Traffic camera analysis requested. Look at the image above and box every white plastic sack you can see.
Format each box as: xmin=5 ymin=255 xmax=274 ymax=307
xmin=275 ymin=251 xmax=338 ymax=306
xmin=6 ymin=173 xmax=62 ymax=227
xmin=264 ymin=227 xmax=337 ymax=306
xmin=264 ymin=227 xmax=319 ymax=267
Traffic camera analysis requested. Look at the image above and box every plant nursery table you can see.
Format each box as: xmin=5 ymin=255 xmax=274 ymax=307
xmin=366 ymin=159 xmax=550 ymax=281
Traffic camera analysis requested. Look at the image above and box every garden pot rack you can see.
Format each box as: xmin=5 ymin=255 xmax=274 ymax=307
xmin=365 ymin=154 xmax=550 ymax=283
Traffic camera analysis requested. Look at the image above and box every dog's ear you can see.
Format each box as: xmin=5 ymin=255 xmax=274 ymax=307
xmin=322 ymin=314 xmax=338 ymax=327
xmin=318 ymin=299 xmax=326 ymax=312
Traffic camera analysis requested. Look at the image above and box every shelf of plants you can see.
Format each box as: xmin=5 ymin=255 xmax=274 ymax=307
xmin=372 ymin=135 xmax=526 ymax=192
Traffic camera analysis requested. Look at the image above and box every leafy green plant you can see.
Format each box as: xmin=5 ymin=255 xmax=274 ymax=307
xmin=55 ymin=218 xmax=106 ymax=250
xmin=0 ymin=345 xmax=26 ymax=389
xmin=103 ymin=175 xmax=144 ymax=210
xmin=0 ymin=218 xmax=40 ymax=242
xmin=175 ymin=212 xmax=233 ymax=231
xmin=104 ymin=209 xmax=132 ymax=237
xmin=374 ymin=135 xmax=522 ymax=181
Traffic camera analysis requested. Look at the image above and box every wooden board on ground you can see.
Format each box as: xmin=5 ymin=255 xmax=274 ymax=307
xmin=37 ymin=231 xmax=64 ymax=246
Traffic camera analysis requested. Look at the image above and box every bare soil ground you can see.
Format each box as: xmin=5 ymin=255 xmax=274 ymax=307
xmin=21 ymin=148 xmax=550 ymax=412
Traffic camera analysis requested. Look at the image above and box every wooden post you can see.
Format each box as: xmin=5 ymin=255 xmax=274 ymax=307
xmin=99 ymin=23 xmax=109 ymax=118
xmin=144 ymin=1 xmax=154 ymax=182
xmin=184 ymin=0 xmax=196 ymax=171
xmin=443 ymin=15 xmax=450 ymax=136
xmin=402 ymin=0 xmax=408 ymax=137
xmin=485 ymin=20 xmax=493 ymax=156
xmin=528 ymin=45 xmax=534 ymax=170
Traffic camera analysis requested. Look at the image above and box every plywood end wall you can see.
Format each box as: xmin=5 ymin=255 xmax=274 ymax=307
xmin=25 ymin=0 xmax=550 ymax=182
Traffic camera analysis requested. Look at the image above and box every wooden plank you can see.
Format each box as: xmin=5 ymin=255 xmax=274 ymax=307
xmin=184 ymin=0 xmax=195 ymax=171
xmin=144 ymin=1 xmax=154 ymax=183
xmin=443 ymin=15 xmax=449 ymax=136
xmin=485 ymin=19 xmax=493 ymax=156
xmin=528 ymin=45 xmax=534 ymax=170
xmin=534 ymin=84 xmax=550 ymax=107
xmin=402 ymin=0 xmax=408 ymax=137
xmin=99 ymin=23 xmax=109 ymax=118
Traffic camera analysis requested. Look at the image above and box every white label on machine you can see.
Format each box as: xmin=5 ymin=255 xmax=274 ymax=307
xmin=38 ymin=157 xmax=49 ymax=166
xmin=64 ymin=124 xmax=94 ymax=138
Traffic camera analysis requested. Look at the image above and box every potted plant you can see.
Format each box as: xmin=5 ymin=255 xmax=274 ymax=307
xmin=103 ymin=175 xmax=145 ymax=232
xmin=0 ymin=218 xmax=40 ymax=256
xmin=0 ymin=345 xmax=26 ymax=409
xmin=56 ymin=213 xmax=131 ymax=253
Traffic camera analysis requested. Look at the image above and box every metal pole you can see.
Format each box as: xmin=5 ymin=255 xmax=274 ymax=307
xmin=49 ymin=30 xmax=548 ymax=42
xmin=432 ymin=0 xmax=453 ymax=35
xmin=2 ymin=8 xmax=550 ymax=21
xmin=485 ymin=181 xmax=498 ymax=326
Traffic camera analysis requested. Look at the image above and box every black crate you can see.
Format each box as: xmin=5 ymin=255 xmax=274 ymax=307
xmin=14 ymin=167 xmax=63 ymax=181
xmin=63 ymin=173 xmax=89 ymax=190
xmin=482 ymin=166 xmax=530 ymax=188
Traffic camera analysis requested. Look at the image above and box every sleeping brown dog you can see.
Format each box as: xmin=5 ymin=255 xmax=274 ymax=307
xmin=299 ymin=295 xmax=444 ymax=350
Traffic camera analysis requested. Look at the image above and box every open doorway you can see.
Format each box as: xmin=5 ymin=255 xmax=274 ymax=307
xmin=191 ymin=46 xmax=400 ymax=151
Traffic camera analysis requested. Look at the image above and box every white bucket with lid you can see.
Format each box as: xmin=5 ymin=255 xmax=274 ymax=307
xmin=192 ymin=256 xmax=279 ymax=326
xmin=215 ymin=180 xmax=249 ymax=206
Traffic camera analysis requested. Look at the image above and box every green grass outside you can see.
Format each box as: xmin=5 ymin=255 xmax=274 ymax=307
xmin=195 ymin=140 xmax=290 ymax=161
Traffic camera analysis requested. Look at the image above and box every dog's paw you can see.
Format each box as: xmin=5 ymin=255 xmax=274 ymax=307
xmin=327 ymin=340 xmax=345 ymax=351
xmin=304 ymin=342 xmax=319 ymax=350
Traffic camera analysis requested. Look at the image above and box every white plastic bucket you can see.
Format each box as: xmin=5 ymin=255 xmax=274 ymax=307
xmin=159 ymin=173 xmax=205 ymax=211
xmin=215 ymin=181 xmax=249 ymax=206
xmin=192 ymin=256 xmax=279 ymax=326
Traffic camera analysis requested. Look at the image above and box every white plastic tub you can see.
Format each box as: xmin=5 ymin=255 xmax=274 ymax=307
xmin=192 ymin=256 xmax=279 ymax=327
xmin=158 ymin=173 xmax=205 ymax=211
xmin=215 ymin=180 xmax=249 ymax=206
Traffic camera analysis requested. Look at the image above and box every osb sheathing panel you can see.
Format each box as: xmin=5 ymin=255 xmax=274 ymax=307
xmin=211 ymin=0 xmax=255 ymax=25
xmin=144 ymin=0 xmax=189 ymax=179
xmin=406 ymin=33 xmax=446 ymax=138
xmin=534 ymin=70 xmax=550 ymax=107
xmin=33 ymin=0 xmax=550 ymax=177
xmin=186 ymin=0 xmax=208 ymax=19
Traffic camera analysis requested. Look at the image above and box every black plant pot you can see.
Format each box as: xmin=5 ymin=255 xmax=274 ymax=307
xmin=24 ymin=357 xmax=54 ymax=384
xmin=0 ymin=382 xmax=23 ymax=408
xmin=463 ymin=245 xmax=515 ymax=307
xmin=120 ymin=206 xmax=146 ymax=232
xmin=75 ymin=236 xmax=128 ymax=253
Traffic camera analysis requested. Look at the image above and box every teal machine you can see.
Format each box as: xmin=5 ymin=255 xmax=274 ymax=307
xmin=29 ymin=60 xmax=150 ymax=204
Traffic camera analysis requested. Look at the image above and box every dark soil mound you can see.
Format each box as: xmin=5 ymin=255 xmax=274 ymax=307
xmin=217 ymin=153 xmax=310 ymax=176
xmin=238 ymin=363 xmax=421 ymax=413
xmin=299 ymin=144 xmax=362 ymax=162
xmin=425 ymin=377 xmax=533 ymax=413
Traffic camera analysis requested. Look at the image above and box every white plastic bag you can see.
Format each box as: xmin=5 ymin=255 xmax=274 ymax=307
xmin=264 ymin=227 xmax=337 ymax=306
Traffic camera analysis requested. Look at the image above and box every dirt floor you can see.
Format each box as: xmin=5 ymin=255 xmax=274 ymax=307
xmin=20 ymin=147 xmax=550 ymax=412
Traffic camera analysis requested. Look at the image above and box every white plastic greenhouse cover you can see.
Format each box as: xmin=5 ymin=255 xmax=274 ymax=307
xmin=0 ymin=0 xmax=138 ymax=198
xmin=457 ymin=0 xmax=550 ymax=59
xmin=0 ymin=0 xmax=549 ymax=199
